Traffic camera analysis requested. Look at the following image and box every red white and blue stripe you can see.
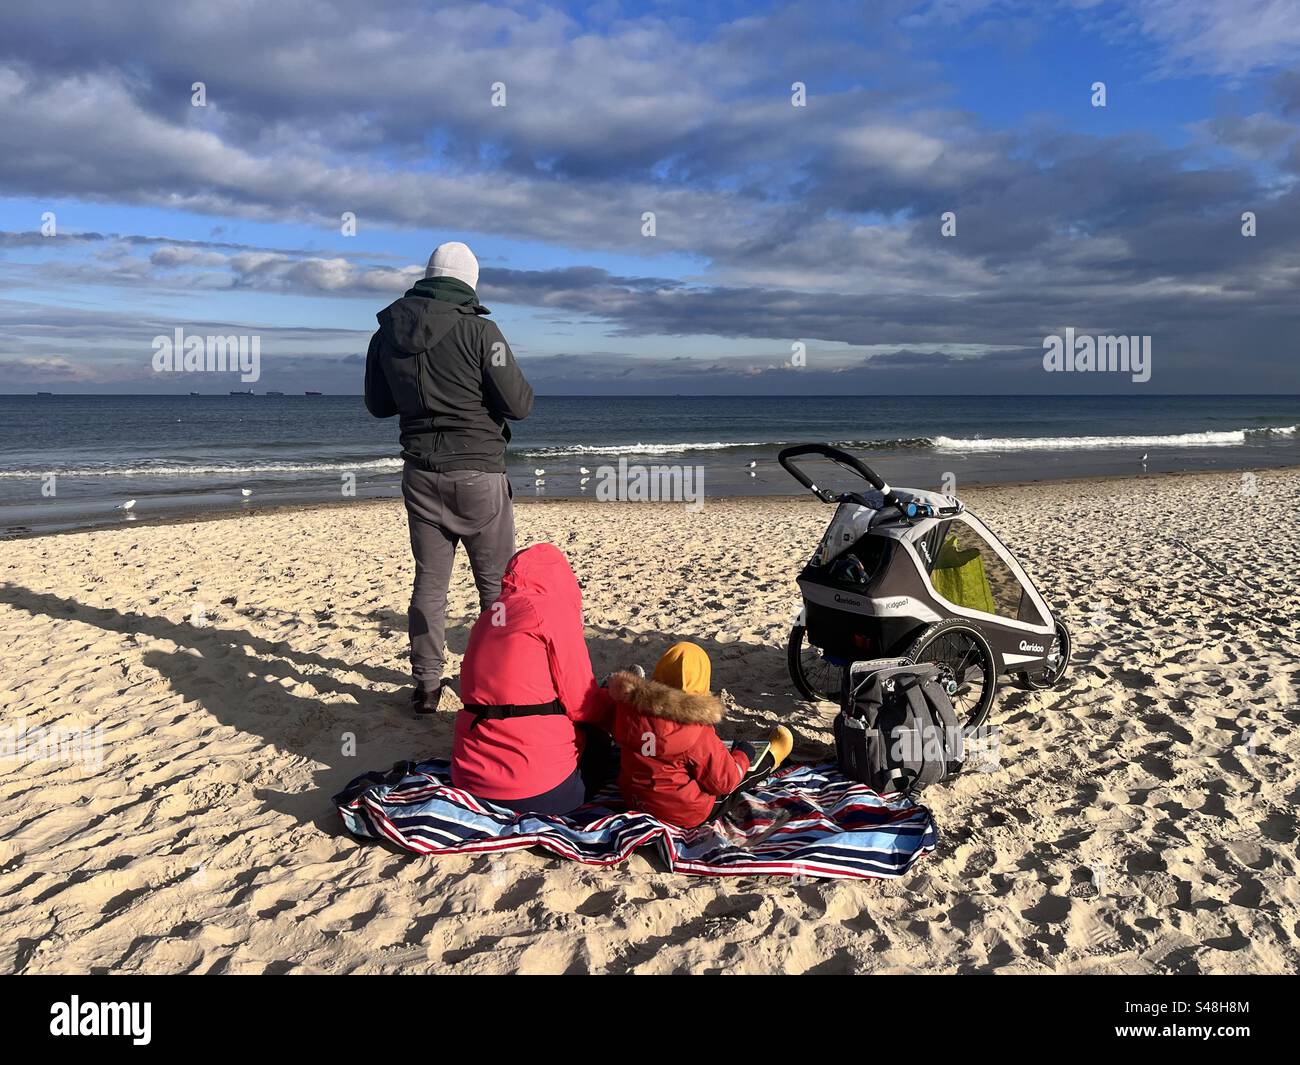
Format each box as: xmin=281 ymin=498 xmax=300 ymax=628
xmin=335 ymin=761 xmax=936 ymax=880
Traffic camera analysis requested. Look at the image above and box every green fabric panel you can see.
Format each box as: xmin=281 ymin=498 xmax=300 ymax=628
xmin=931 ymin=536 xmax=996 ymax=614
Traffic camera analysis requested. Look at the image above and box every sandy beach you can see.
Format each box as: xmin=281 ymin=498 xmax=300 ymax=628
xmin=1 ymin=468 xmax=1297 ymax=975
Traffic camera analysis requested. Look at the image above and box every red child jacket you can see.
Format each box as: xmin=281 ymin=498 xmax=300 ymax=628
xmin=609 ymin=672 xmax=750 ymax=829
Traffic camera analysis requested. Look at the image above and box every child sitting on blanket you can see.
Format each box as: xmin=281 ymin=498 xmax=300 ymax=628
xmin=608 ymin=642 xmax=794 ymax=828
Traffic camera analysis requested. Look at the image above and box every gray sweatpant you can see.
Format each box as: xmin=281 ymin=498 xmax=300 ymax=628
xmin=402 ymin=464 xmax=515 ymax=687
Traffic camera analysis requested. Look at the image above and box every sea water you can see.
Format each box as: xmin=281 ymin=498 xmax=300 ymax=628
xmin=1 ymin=393 xmax=1296 ymax=533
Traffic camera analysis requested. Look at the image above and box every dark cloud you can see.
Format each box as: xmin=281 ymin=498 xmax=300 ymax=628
xmin=1 ymin=1 xmax=1299 ymax=391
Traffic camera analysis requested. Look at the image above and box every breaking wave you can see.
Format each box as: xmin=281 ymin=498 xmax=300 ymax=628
xmin=0 ymin=458 xmax=404 ymax=478
xmin=519 ymin=425 xmax=1294 ymax=457
xmin=932 ymin=425 xmax=1295 ymax=452
xmin=3 ymin=425 xmax=1290 ymax=476
xmin=517 ymin=437 xmax=933 ymax=457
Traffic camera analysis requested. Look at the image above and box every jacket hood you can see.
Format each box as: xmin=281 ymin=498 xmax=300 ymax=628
xmin=653 ymin=641 xmax=711 ymax=694
xmin=376 ymin=292 xmax=485 ymax=355
xmin=501 ymin=543 xmax=582 ymax=605
xmin=405 ymin=275 xmax=480 ymax=305
xmin=609 ymin=672 xmax=724 ymax=725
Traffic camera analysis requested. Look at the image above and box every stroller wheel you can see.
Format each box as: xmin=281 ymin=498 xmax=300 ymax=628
xmin=787 ymin=624 xmax=846 ymax=704
xmin=904 ymin=619 xmax=997 ymax=731
xmin=1018 ymin=620 xmax=1072 ymax=691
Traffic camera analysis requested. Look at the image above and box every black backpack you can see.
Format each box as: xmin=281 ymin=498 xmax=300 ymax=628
xmin=834 ymin=661 xmax=964 ymax=795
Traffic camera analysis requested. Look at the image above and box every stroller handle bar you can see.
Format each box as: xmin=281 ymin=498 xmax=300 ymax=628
xmin=777 ymin=443 xmax=906 ymax=511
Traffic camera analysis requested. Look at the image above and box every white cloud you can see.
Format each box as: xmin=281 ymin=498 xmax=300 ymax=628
xmin=1119 ymin=0 xmax=1300 ymax=76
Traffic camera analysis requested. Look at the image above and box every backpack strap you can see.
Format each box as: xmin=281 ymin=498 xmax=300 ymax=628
xmin=884 ymin=767 xmax=913 ymax=792
xmin=901 ymin=678 xmax=933 ymax=794
xmin=918 ymin=677 xmax=964 ymax=766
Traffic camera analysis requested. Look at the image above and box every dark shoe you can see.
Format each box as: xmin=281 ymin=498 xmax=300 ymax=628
xmin=411 ymin=683 xmax=447 ymax=717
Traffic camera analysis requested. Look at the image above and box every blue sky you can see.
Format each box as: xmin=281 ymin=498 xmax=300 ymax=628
xmin=1 ymin=0 xmax=1298 ymax=394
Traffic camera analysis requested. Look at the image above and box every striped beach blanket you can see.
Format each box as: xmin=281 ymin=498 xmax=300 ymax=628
xmin=334 ymin=760 xmax=937 ymax=880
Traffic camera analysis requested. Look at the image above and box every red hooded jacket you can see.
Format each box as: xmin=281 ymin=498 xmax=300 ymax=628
xmin=453 ymin=544 xmax=613 ymax=801
xmin=608 ymin=671 xmax=750 ymax=828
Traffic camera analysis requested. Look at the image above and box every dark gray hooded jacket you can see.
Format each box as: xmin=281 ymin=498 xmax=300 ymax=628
xmin=364 ymin=280 xmax=534 ymax=473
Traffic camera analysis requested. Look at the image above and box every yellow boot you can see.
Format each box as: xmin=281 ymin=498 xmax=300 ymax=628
xmin=767 ymin=725 xmax=794 ymax=769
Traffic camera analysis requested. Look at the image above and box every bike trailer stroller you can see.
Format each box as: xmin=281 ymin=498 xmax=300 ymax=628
xmin=779 ymin=444 xmax=1070 ymax=728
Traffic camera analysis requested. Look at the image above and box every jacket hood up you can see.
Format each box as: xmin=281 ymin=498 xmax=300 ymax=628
xmin=608 ymin=672 xmax=724 ymax=725
xmin=501 ymin=543 xmax=583 ymax=613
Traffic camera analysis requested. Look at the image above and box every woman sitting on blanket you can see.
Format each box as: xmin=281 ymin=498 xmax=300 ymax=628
xmin=453 ymin=543 xmax=616 ymax=816
xmin=608 ymin=642 xmax=794 ymax=828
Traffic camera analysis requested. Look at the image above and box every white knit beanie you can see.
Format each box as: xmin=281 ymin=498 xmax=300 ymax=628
xmin=425 ymin=241 xmax=479 ymax=290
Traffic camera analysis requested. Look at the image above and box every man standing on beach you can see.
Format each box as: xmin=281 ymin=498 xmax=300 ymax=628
xmin=365 ymin=242 xmax=534 ymax=714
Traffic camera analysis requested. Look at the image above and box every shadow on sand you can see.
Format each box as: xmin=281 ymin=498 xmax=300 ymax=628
xmin=0 ymin=583 xmax=820 ymax=833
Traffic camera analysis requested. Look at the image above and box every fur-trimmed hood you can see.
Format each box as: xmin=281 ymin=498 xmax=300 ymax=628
xmin=608 ymin=672 xmax=724 ymax=725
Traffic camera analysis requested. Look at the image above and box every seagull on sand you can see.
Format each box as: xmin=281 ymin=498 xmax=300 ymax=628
xmin=118 ymin=499 xmax=136 ymax=511
xmin=533 ymin=467 xmax=545 ymax=477
xmin=579 ymin=466 xmax=590 ymax=475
